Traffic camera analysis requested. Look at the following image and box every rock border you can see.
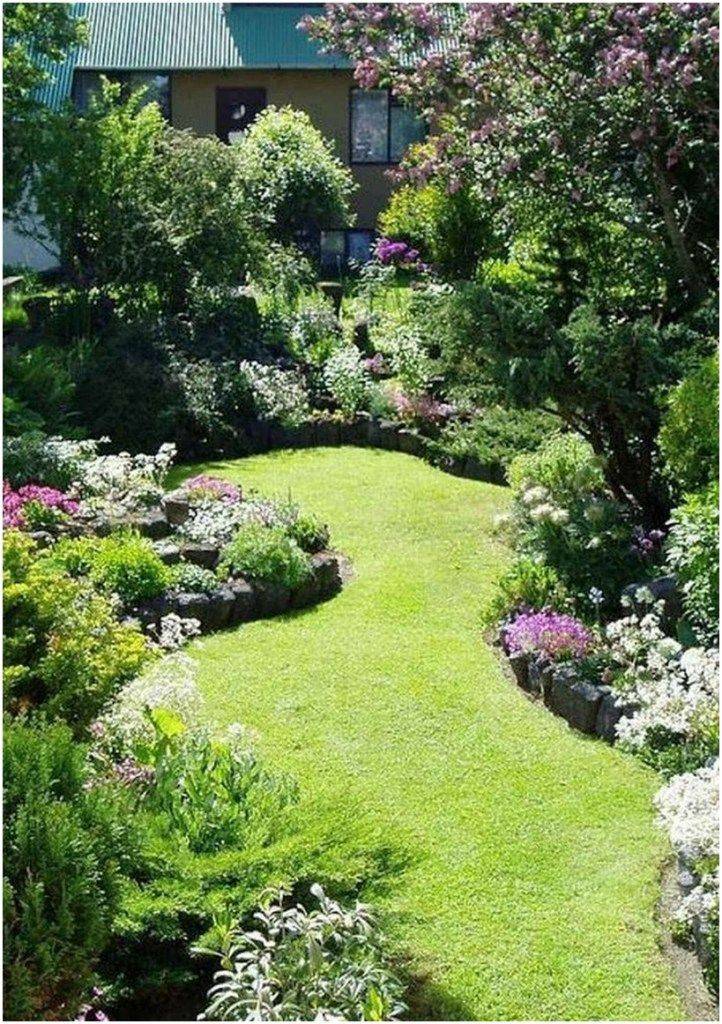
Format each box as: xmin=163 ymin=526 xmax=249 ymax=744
xmin=236 ymin=413 xmax=507 ymax=485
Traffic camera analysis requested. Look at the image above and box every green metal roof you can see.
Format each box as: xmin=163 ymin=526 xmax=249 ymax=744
xmin=38 ymin=3 xmax=349 ymax=107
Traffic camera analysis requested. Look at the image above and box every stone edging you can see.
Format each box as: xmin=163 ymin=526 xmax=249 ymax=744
xmin=239 ymin=413 xmax=507 ymax=485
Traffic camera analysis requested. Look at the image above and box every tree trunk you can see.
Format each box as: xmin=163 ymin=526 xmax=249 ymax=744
xmin=651 ymin=153 xmax=706 ymax=304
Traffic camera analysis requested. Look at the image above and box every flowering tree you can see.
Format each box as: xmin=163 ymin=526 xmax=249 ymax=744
xmin=305 ymin=3 xmax=718 ymax=306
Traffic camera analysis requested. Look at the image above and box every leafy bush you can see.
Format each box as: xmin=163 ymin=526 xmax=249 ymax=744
xmin=26 ymin=84 xmax=260 ymax=314
xmin=288 ymin=294 xmax=343 ymax=366
xmin=379 ymin=179 xmax=500 ymax=279
xmin=285 ymin=510 xmax=330 ymax=554
xmin=169 ymin=561 xmax=220 ymax=595
xmin=665 ymin=483 xmax=719 ymax=644
xmin=481 ymin=558 xmax=569 ymax=627
xmin=89 ymin=532 xmax=171 ymax=604
xmin=431 ymin=406 xmax=555 ymax=480
xmin=507 ymin=433 xmax=642 ymax=613
xmin=235 ymin=105 xmax=355 ymax=242
xmin=322 ymin=346 xmax=370 ymax=417
xmin=219 ymin=524 xmax=311 ymax=590
xmin=197 ymin=884 xmax=406 ymax=1022
xmin=3 ymin=431 xmax=89 ymax=489
xmin=4 ymin=530 xmax=152 ymax=725
xmin=4 ymin=343 xmax=80 ymax=434
xmin=4 ymin=718 xmax=136 ymax=1021
xmin=658 ymin=354 xmax=719 ymax=496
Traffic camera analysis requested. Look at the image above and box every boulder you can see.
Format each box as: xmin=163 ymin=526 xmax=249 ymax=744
xmin=376 ymin=419 xmax=400 ymax=450
xmin=135 ymin=509 xmax=170 ymax=539
xmin=527 ymin=658 xmax=553 ymax=696
xmin=28 ymin=530 xmax=54 ymax=549
xmin=182 ymin=543 xmax=219 ymax=570
xmin=153 ymin=540 xmax=181 ymax=565
xmin=206 ymin=587 xmax=236 ymax=631
xmin=229 ymin=578 xmax=255 ymax=623
xmin=133 ymin=594 xmax=171 ymax=629
xmin=252 ymin=579 xmax=290 ymax=618
xmin=595 ymin=686 xmax=636 ymax=744
xmin=269 ymin=422 xmax=290 ymax=448
xmin=162 ymin=490 xmax=190 ymax=526
xmin=313 ymin=419 xmax=341 ymax=446
xmin=550 ymin=668 xmax=603 ymax=734
xmin=310 ymin=552 xmax=343 ymax=600
xmin=174 ymin=591 xmax=212 ymax=629
xmin=508 ymin=651 xmax=530 ymax=690
xmin=397 ymin=428 xmax=424 ymax=457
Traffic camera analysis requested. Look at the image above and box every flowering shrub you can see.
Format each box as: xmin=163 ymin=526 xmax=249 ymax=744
xmin=197 ymin=884 xmax=407 ymax=1021
xmin=3 ymin=481 xmax=79 ymax=529
xmin=322 ymin=346 xmax=371 ymax=417
xmin=289 ymin=298 xmax=343 ymax=366
xmin=388 ymin=330 xmax=432 ymax=396
xmin=176 ymin=494 xmax=298 ymax=548
xmin=238 ymin=360 xmax=309 ymax=427
xmin=389 ymin=389 xmax=453 ymax=425
xmin=503 ymin=610 xmax=594 ymax=662
xmin=3 ymin=432 xmax=101 ymax=490
xmin=607 ymin=600 xmax=719 ymax=774
xmin=655 ymin=762 xmax=719 ymax=991
xmin=376 ymin=235 xmax=423 ymax=270
xmin=92 ymin=652 xmax=203 ymax=760
xmin=169 ymin=562 xmax=220 ymax=595
xmin=182 ymin=474 xmax=242 ymax=504
xmin=508 ymin=433 xmax=640 ymax=613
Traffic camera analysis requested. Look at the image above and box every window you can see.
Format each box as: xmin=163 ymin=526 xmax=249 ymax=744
xmin=350 ymin=89 xmax=425 ymax=164
xmin=319 ymin=230 xmax=375 ymax=271
xmin=72 ymin=71 xmax=171 ymax=120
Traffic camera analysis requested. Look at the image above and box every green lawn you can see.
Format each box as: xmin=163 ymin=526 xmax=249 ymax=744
xmin=177 ymin=446 xmax=683 ymax=1021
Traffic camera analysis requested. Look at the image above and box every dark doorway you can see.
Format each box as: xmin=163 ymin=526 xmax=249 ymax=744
xmin=215 ymin=87 xmax=266 ymax=143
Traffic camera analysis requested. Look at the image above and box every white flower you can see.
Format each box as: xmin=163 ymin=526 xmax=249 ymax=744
xmin=150 ymin=613 xmax=201 ymax=651
xmin=239 ymin=361 xmax=309 ymax=427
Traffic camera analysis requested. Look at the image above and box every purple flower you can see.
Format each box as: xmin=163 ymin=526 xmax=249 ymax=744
xmin=183 ymin=475 xmax=242 ymax=504
xmin=3 ymin=481 xmax=79 ymax=529
xmin=503 ymin=611 xmax=594 ymax=662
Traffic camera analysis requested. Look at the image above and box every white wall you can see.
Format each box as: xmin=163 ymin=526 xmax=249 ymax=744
xmin=3 ymin=214 xmax=58 ymax=271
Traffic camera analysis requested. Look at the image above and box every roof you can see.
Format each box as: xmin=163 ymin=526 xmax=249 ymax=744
xmin=37 ymin=2 xmax=350 ymax=107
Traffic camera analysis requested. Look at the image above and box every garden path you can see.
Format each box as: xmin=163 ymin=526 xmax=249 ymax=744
xmin=181 ymin=446 xmax=685 ymax=1021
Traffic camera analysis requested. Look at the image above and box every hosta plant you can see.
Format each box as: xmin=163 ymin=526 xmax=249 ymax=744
xmin=196 ymin=884 xmax=407 ymax=1021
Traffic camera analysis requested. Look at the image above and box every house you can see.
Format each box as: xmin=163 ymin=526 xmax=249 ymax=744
xmin=7 ymin=2 xmax=426 ymax=271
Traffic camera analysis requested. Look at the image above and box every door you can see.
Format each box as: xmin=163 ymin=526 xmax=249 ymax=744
xmin=215 ymin=87 xmax=266 ymax=144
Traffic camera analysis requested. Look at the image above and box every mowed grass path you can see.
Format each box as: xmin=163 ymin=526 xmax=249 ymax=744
xmin=179 ymin=447 xmax=683 ymax=1021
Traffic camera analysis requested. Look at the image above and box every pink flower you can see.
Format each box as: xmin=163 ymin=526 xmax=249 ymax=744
xmin=3 ymin=481 xmax=79 ymax=529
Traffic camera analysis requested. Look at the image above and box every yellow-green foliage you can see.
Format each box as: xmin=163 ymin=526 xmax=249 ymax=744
xmin=3 ymin=530 xmax=153 ymax=727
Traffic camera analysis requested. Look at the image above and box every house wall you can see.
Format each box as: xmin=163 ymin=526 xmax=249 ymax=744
xmin=170 ymin=69 xmax=393 ymax=230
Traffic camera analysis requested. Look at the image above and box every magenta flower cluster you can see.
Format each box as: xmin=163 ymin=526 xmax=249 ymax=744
xmin=376 ymin=237 xmax=421 ymax=266
xmin=391 ymin=390 xmax=454 ymax=423
xmin=3 ymin=481 xmax=79 ymax=529
xmin=503 ymin=610 xmax=594 ymax=662
xmin=183 ymin=474 xmax=242 ymax=504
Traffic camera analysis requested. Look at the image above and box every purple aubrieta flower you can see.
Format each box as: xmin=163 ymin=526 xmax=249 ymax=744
xmin=503 ymin=610 xmax=594 ymax=662
xmin=182 ymin=474 xmax=242 ymax=504
xmin=3 ymin=480 xmax=80 ymax=529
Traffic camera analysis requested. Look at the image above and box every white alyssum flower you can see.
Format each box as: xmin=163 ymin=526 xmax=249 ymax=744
xmin=150 ymin=613 xmax=201 ymax=651
xmin=94 ymin=652 xmax=203 ymax=757
xmin=655 ymin=761 xmax=719 ymax=866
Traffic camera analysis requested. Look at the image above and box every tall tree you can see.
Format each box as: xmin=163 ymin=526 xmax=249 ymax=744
xmin=3 ymin=2 xmax=87 ymax=211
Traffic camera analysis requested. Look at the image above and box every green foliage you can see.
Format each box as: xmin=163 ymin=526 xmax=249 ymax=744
xmin=288 ymin=293 xmax=343 ymax=366
xmin=379 ymin=180 xmax=500 ymax=279
xmin=169 ymin=561 xmax=220 ymax=595
xmin=665 ymin=483 xmax=719 ymax=645
xmin=507 ymin=433 xmax=641 ymax=613
xmin=88 ymin=532 xmax=171 ymax=605
xmin=658 ymin=353 xmax=719 ymax=496
xmin=198 ymin=884 xmax=406 ymax=1021
xmin=3 ymin=530 xmax=153 ymax=726
xmin=219 ymin=524 xmax=311 ymax=590
xmin=436 ymin=278 xmax=716 ymax=517
xmin=430 ymin=406 xmax=556 ymax=481
xmin=25 ymin=84 xmax=259 ymax=314
xmin=3 ymin=430 xmax=79 ymax=487
xmin=3 ymin=298 xmax=29 ymax=333
xmin=285 ymin=510 xmax=330 ymax=554
xmin=3 ymin=2 xmax=87 ymax=210
xmin=235 ymin=105 xmax=356 ymax=242
xmin=3 ymin=717 xmax=135 ymax=1021
xmin=481 ymin=557 xmax=569 ymax=627
xmin=3 ymin=343 xmax=80 ymax=434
